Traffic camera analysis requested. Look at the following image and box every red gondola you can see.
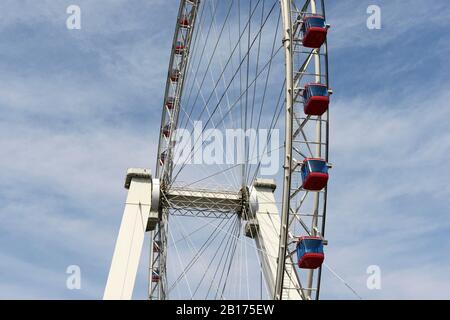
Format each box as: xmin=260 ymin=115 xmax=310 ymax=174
xmin=301 ymin=15 xmax=328 ymax=48
xmin=179 ymin=16 xmax=190 ymax=28
xmin=296 ymin=236 xmax=324 ymax=269
xmin=175 ymin=41 xmax=185 ymax=55
xmin=170 ymin=69 xmax=180 ymax=82
xmin=301 ymin=158 xmax=329 ymax=191
xmin=152 ymin=269 xmax=160 ymax=282
xmin=166 ymin=97 xmax=175 ymax=110
xmin=162 ymin=124 xmax=171 ymax=138
xmin=303 ymin=83 xmax=330 ymax=116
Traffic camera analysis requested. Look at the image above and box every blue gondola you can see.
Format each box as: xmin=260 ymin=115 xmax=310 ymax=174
xmin=301 ymin=15 xmax=328 ymax=48
xmin=166 ymin=97 xmax=175 ymax=109
xmin=152 ymin=269 xmax=160 ymax=282
xmin=296 ymin=236 xmax=324 ymax=269
xmin=160 ymin=151 xmax=168 ymax=165
xmin=301 ymin=158 xmax=329 ymax=191
xmin=162 ymin=124 xmax=171 ymax=138
xmin=170 ymin=69 xmax=180 ymax=82
xmin=303 ymin=83 xmax=330 ymax=116
xmin=175 ymin=41 xmax=185 ymax=54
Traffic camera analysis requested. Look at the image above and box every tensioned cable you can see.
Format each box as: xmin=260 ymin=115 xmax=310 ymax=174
xmin=205 ymin=216 xmax=240 ymax=299
xmin=173 ymin=102 xmax=241 ymax=188
xmin=178 ymin=0 xmax=224 ymax=131
xmin=323 ymin=263 xmax=363 ymax=300
xmin=191 ymin=217 xmax=237 ymax=298
xmin=171 ymin=43 xmax=283 ymax=185
xmin=218 ymin=218 xmax=242 ymax=299
xmin=169 ymin=221 xmax=210 ymax=246
xmin=167 ymin=216 xmax=233 ymax=293
xmin=178 ymin=0 xmax=259 ymax=189
xmin=171 ymin=2 xmax=245 ymax=188
xmin=178 ymin=144 xmax=283 ymax=189
xmin=164 ymin=1 xmax=236 ymax=184
xmin=167 ymin=216 xmax=228 ymax=293
xmin=174 ymin=29 xmax=283 ymax=181
xmin=249 ymin=80 xmax=285 ymax=186
xmin=213 ymin=217 xmax=242 ymax=299
xmin=242 ymin=0 xmax=252 ymax=186
xmin=178 ymin=0 xmax=238 ymax=133
xmin=246 ymin=8 xmax=281 ymax=184
xmin=177 ymin=1 xmax=206 ymax=99
xmin=168 ymin=223 xmax=193 ymax=297
xmin=197 ymin=215 xmax=278 ymax=260
xmin=184 ymin=77 xmax=241 ymax=187
xmin=172 ymin=215 xmax=225 ymax=299
xmin=209 ymin=0 xmax=235 ymax=130
xmin=171 ymin=0 xmax=271 ymax=178
xmin=171 ymin=8 xmax=284 ymax=190
xmin=173 ymin=1 xmax=263 ymax=177
xmin=245 ymin=0 xmax=266 ymax=184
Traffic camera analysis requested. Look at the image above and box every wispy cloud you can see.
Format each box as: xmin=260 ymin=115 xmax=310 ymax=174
xmin=1 ymin=0 xmax=450 ymax=300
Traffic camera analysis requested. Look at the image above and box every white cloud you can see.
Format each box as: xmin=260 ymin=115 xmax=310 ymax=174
xmin=1 ymin=0 xmax=450 ymax=300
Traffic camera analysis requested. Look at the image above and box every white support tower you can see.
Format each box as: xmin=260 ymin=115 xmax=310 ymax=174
xmin=104 ymin=169 xmax=159 ymax=300
xmin=248 ymin=179 xmax=302 ymax=300
xmin=104 ymin=171 xmax=304 ymax=299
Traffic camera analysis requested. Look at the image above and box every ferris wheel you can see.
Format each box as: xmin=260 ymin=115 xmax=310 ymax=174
xmin=104 ymin=0 xmax=331 ymax=301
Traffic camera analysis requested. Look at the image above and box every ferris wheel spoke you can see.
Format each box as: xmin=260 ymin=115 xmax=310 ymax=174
xmin=171 ymin=44 xmax=283 ymax=185
xmin=178 ymin=0 xmax=263 ymax=135
xmin=179 ymin=0 xmax=234 ymax=134
xmin=174 ymin=82 xmax=240 ymax=188
xmin=189 ymin=0 xmax=272 ymax=125
xmin=179 ymin=0 xmax=223 ymax=130
xmin=168 ymin=224 xmax=194 ymax=297
xmin=169 ymin=220 xmax=210 ymax=247
xmin=248 ymin=81 xmax=285 ymax=186
xmin=167 ymin=216 xmax=232 ymax=295
xmin=172 ymin=215 xmax=228 ymax=299
xmin=191 ymin=217 xmax=236 ymax=298
xmin=206 ymin=217 xmax=240 ymax=299
xmin=173 ymin=0 xmax=277 ymax=171
xmin=289 ymin=208 xmax=312 ymax=236
xmin=210 ymin=1 xmax=235 ymax=129
xmin=181 ymin=0 xmax=208 ymax=102
xmin=246 ymin=8 xmax=281 ymax=184
xmin=218 ymin=222 xmax=242 ymax=299
xmin=197 ymin=215 xmax=278 ymax=263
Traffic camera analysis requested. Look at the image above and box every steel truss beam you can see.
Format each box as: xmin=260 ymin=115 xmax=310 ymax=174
xmin=163 ymin=187 xmax=242 ymax=214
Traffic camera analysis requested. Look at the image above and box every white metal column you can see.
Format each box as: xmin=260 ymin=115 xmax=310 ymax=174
xmin=251 ymin=179 xmax=302 ymax=300
xmin=275 ymin=0 xmax=294 ymax=300
xmin=104 ymin=168 xmax=155 ymax=300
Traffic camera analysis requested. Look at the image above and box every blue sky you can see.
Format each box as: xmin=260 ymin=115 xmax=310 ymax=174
xmin=1 ymin=0 xmax=450 ymax=299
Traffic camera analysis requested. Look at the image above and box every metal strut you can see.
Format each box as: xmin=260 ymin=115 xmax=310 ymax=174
xmin=275 ymin=0 xmax=294 ymax=300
